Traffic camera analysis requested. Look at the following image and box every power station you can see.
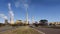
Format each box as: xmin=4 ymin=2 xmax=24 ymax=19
xmin=8 ymin=3 xmax=29 ymax=25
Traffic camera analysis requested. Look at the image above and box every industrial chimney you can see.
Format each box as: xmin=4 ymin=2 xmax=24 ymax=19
xmin=26 ymin=11 xmax=28 ymax=24
xmin=8 ymin=3 xmax=14 ymax=24
xmin=5 ymin=19 xmax=8 ymax=25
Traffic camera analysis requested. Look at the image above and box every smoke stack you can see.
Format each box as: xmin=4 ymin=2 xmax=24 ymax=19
xmin=4 ymin=16 xmax=8 ymax=25
xmin=24 ymin=3 xmax=28 ymax=24
xmin=0 ymin=14 xmax=8 ymax=24
xmin=26 ymin=11 xmax=28 ymax=24
xmin=32 ymin=16 xmax=34 ymax=24
xmin=8 ymin=3 xmax=14 ymax=24
xmin=5 ymin=19 xmax=8 ymax=24
xmin=22 ymin=1 xmax=29 ymax=24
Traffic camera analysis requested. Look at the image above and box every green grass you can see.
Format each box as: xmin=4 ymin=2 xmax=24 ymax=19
xmin=0 ymin=26 xmax=41 ymax=34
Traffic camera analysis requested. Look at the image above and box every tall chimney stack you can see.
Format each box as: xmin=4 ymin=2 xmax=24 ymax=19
xmin=32 ymin=16 xmax=34 ymax=24
xmin=8 ymin=3 xmax=14 ymax=24
xmin=26 ymin=11 xmax=28 ymax=24
xmin=5 ymin=19 xmax=8 ymax=25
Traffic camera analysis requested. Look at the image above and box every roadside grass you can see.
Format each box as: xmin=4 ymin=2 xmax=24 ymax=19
xmin=0 ymin=26 xmax=41 ymax=34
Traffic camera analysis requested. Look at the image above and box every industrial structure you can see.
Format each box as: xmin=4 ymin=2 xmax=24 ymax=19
xmin=25 ymin=11 xmax=28 ymax=24
xmin=50 ymin=22 xmax=60 ymax=25
xmin=32 ymin=16 xmax=34 ymax=24
xmin=15 ymin=20 xmax=22 ymax=24
xmin=5 ymin=19 xmax=8 ymax=24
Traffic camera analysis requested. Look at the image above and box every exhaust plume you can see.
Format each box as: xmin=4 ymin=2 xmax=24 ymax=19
xmin=8 ymin=3 xmax=14 ymax=17
xmin=8 ymin=3 xmax=14 ymax=24
xmin=15 ymin=0 xmax=29 ymax=8
xmin=8 ymin=3 xmax=11 ymax=11
xmin=14 ymin=0 xmax=29 ymax=24
xmin=24 ymin=3 xmax=28 ymax=11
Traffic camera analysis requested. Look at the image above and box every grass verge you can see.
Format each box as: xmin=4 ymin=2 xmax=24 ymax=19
xmin=0 ymin=26 xmax=41 ymax=34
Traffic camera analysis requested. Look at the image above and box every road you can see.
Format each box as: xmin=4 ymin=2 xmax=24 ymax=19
xmin=35 ymin=27 xmax=60 ymax=34
xmin=1 ymin=25 xmax=60 ymax=34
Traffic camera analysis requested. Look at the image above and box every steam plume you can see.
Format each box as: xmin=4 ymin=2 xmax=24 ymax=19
xmin=8 ymin=3 xmax=14 ymax=24
xmin=8 ymin=3 xmax=14 ymax=18
xmin=15 ymin=0 xmax=29 ymax=8
xmin=24 ymin=3 xmax=28 ymax=11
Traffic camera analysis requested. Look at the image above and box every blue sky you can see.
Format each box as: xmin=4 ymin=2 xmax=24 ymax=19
xmin=0 ymin=0 xmax=60 ymax=23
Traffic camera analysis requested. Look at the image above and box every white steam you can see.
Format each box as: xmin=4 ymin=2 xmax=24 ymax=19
xmin=14 ymin=0 xmax=29 ymax=9
xmin=15 ymin=1 xmax=20 ymax=8
xmin=8 ymin=3 xmax=11 ymax=11
xmin=8 ymin=3 xmax=14 ymax=24
xmin=0 ymin=14 xmax=7 ymax=19
xmin=8 ymin=3 xmax=14 ymax=17
xmin=24 ymin=3 xmax=28 ymax=11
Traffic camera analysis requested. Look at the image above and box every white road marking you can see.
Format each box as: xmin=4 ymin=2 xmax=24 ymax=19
xmin=32 ymin=28 xmax=45 ymax=34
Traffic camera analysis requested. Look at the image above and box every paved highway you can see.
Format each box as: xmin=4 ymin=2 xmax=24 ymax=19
xmin=35 ymin=27 xmax=60 ymax=34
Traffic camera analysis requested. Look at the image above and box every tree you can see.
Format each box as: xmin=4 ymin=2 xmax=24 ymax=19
xmin=33 ymin=21 xmax=38 ymax=27
xmin=0 ymin=23 xmax=5 ymax=26
xmin=39 ymin=19 xmax=48 ymax=26
xmin=49 ymin=23 xmax=52 ymax=26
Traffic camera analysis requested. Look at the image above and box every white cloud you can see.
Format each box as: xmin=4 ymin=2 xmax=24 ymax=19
xmin=0 ymin=14 xmax=7 ymax=19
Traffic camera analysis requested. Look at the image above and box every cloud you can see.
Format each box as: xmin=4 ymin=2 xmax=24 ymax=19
xmin=0 ymin=14 xmax=7 ymax=19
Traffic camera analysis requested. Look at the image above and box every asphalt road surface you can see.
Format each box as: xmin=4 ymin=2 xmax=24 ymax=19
xmin=36 ymin=27 xmax=60 ymax=34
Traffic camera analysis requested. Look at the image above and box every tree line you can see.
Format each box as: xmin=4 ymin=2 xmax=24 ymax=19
xmin=0 ymin=19 xmax=58 ymax=27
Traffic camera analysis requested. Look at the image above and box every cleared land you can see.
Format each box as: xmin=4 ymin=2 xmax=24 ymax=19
xmin=0 ymin=26 xmax=41 ymax=34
